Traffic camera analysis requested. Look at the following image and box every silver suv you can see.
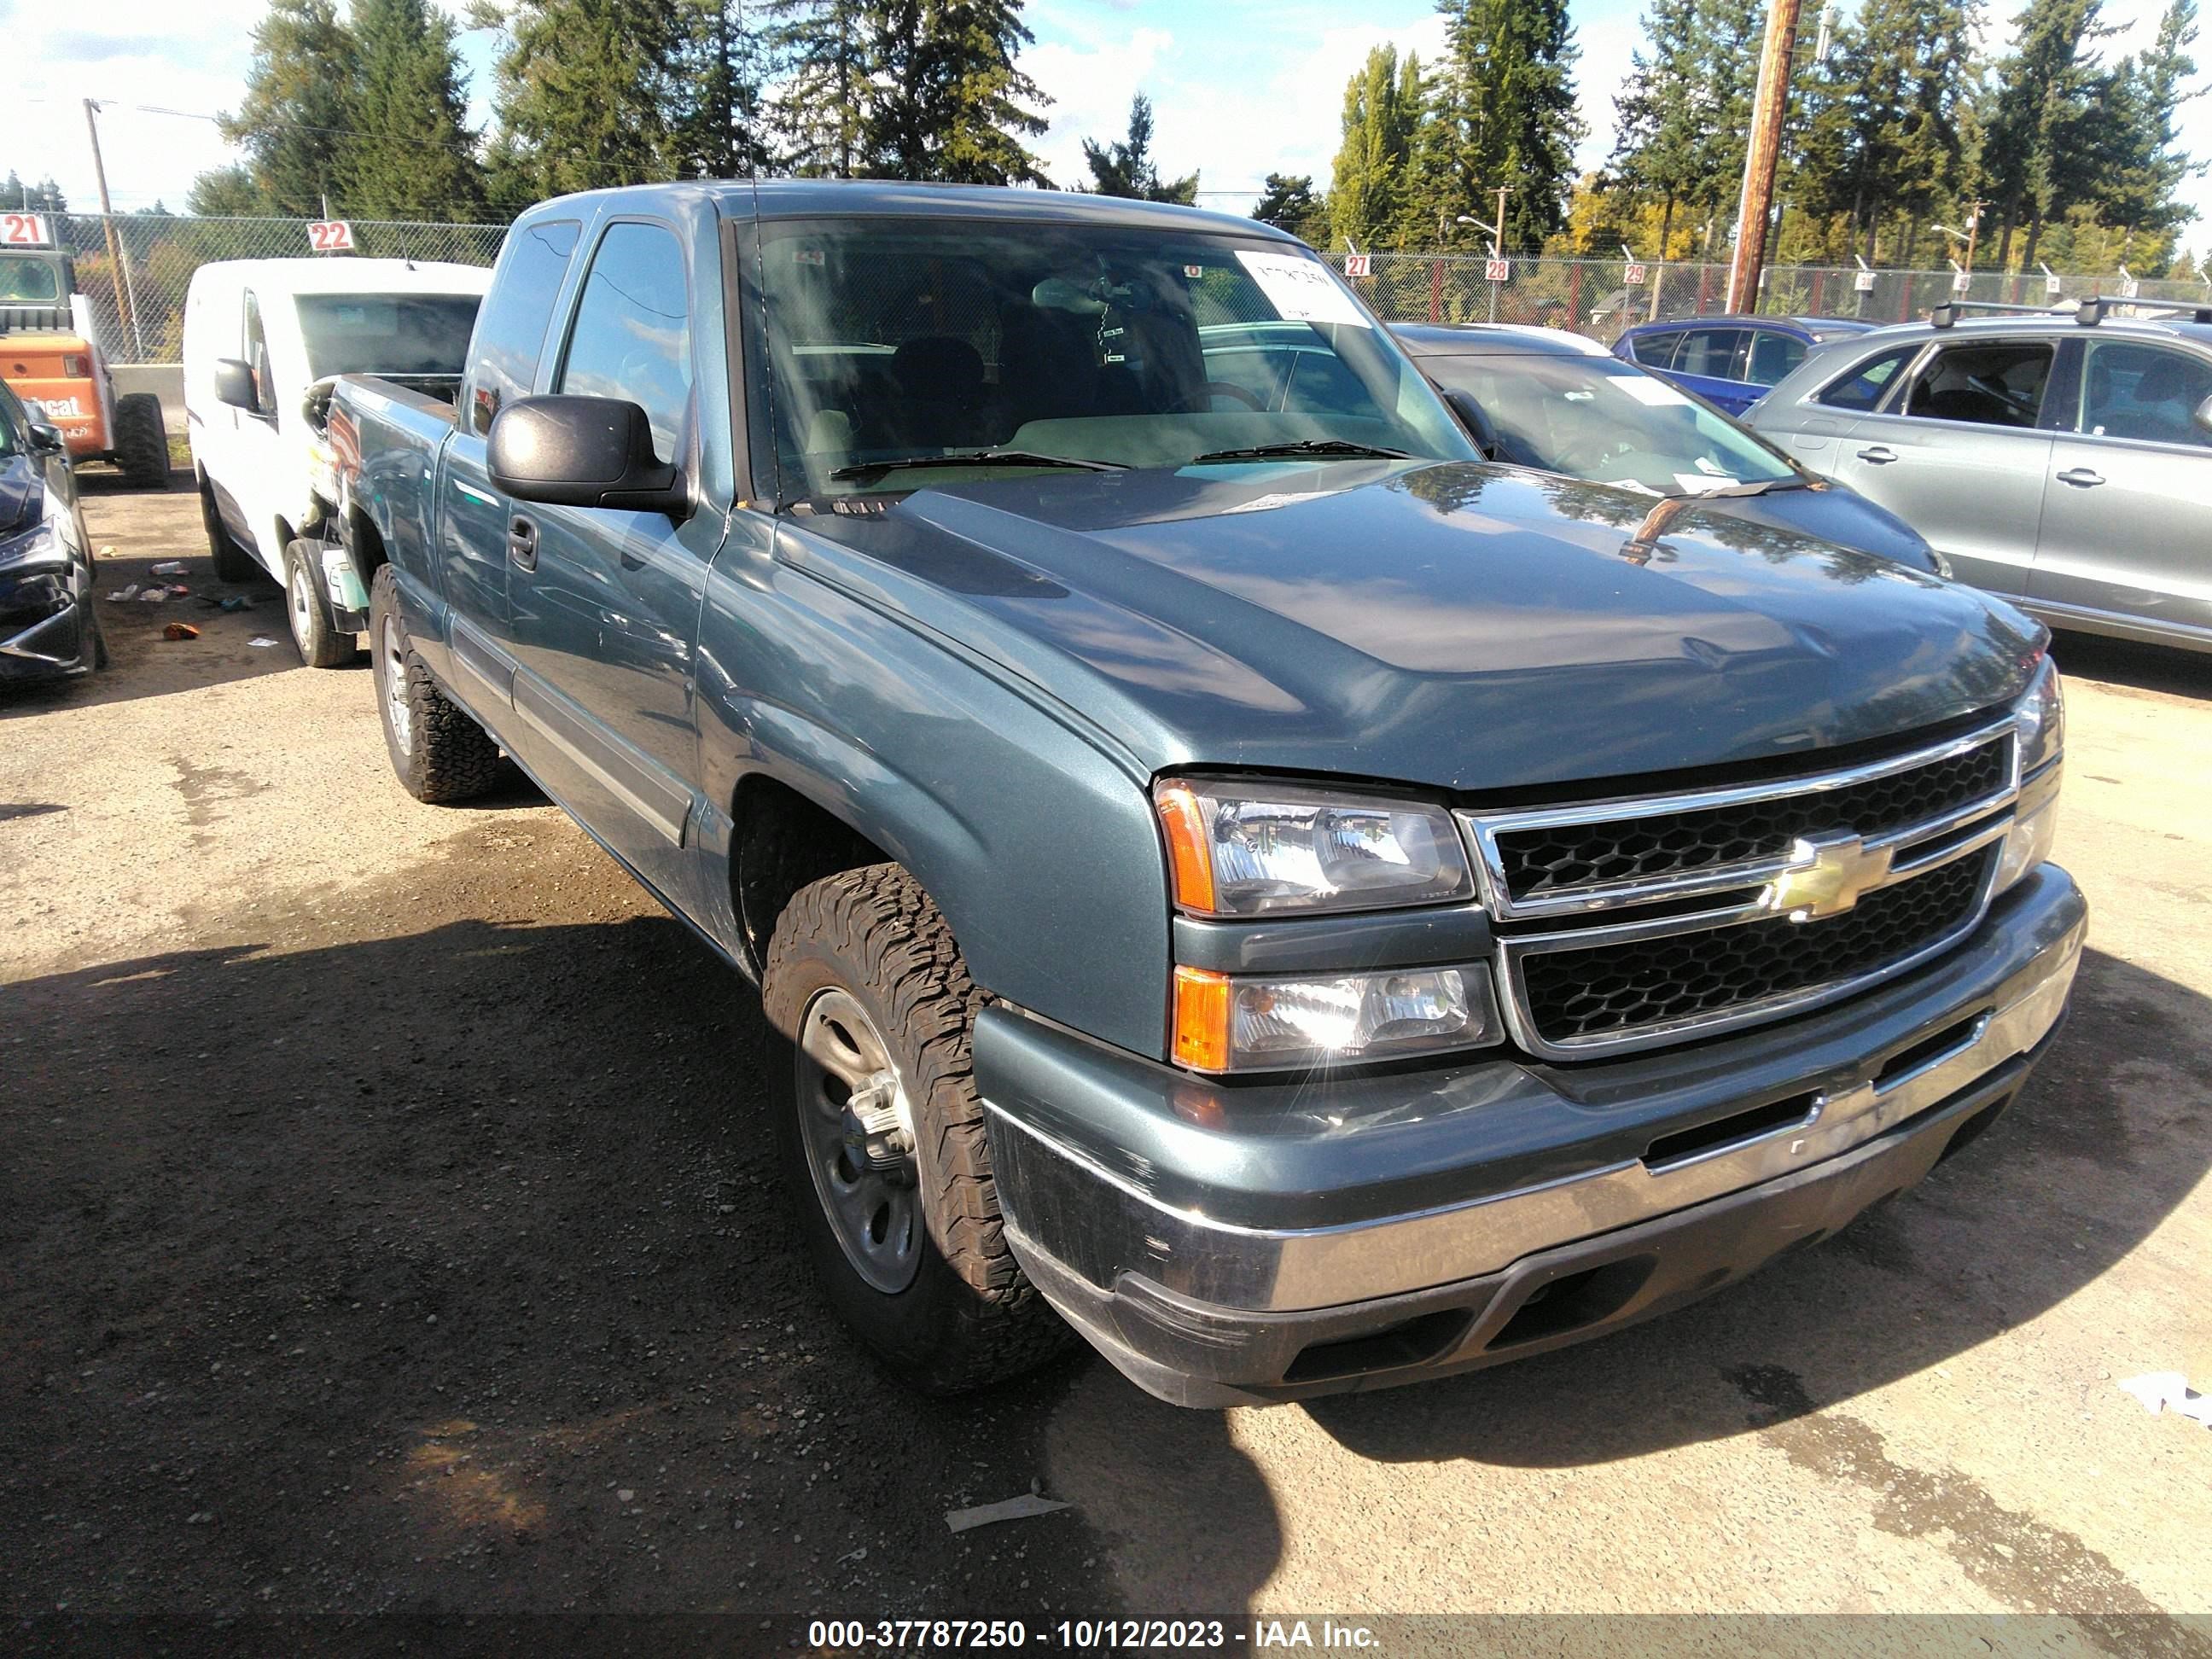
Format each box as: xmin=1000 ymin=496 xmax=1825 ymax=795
xmin=1749 ymin=300 xmax=2212 ymax=653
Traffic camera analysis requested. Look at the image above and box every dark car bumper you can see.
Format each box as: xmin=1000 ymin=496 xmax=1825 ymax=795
xmin=0 ymin=562 xmax=97 ymax=683
xmin=977 ymin=864 xmax=2085 ymax=1406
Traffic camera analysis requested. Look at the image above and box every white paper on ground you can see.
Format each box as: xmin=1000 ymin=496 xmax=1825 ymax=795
xmin=1616 ymin=376 xmax=1693 ymax=406
xmin=944 ymin=1492 xmax=1073 ymax=1534
xmin=2119 ymin=1371 xmax=2212 ymax=1425
xmin=1236 ymin=250 xmax=1371 ymax=327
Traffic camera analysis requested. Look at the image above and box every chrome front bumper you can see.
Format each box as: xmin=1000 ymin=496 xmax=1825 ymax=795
xmin=979 ymin=864 xmax=2085 ymax=1403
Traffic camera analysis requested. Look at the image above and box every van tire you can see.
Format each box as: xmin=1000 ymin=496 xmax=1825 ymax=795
xmin=199 ymin=472 xmax=258 ymax=584
xmin=762 ymin=864 xmax=1072 ymax=1394
xmin=113 ymin=393 xmax=169 ymax=491
xmin=369 ymin=563 xmax=501 ymax=803
xmin=284 ymin=538 xmax=356 ymax=667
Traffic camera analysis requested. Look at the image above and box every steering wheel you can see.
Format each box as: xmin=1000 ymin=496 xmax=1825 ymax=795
xmin=1173 ymin=381 xmax=1267 ymax=413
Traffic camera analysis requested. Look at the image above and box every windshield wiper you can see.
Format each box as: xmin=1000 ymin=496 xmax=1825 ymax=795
xmin=1187 ymin=439 xmax=1412 ymax=464
xmin=830 ymin=449 xmax=1127 ymax=483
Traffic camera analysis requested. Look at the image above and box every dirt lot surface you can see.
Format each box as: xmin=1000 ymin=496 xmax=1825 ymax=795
xmin=6 ymin=479 xmax=2210 ymax=1650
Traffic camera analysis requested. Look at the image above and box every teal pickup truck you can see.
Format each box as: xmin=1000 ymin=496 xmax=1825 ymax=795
xmin=326 ymin=182 xmax=2083 ymax=1406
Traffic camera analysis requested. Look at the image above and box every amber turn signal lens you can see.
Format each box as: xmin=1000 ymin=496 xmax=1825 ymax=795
xmin=1154 ymin=780 xmax=1218 ymax=913
xmin=1171 ymin=965 xmax=1232 ymax=1072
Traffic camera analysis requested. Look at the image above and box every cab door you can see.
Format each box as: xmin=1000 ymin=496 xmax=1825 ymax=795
xmin=229 ymin=289 xmax=288 ymax=574
xmin=504 ymin=218 xmax=717 ymax=897
xmin=1827 ymin=335 xmax=2058 ymax=595
xmin=2029 ymin=337 xmax=2212 ymax=643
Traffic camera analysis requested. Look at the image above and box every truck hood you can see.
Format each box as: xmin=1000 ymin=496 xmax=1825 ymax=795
xmin=0 ymin=454 xmax=42 ymax=538
xmin=785 ymin=460 xmax=2042 ymax=795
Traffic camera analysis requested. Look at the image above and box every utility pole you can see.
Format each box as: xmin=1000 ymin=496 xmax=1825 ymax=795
xmin=1724 ymin=0 xmax=1805 ymax=316
xmin=81 ymin=98 xmax=147 ymax=361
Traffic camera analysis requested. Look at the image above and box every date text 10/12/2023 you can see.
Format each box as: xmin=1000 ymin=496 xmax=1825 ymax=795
xmin=807 ymin=1620 xmax=1382 ymax=1650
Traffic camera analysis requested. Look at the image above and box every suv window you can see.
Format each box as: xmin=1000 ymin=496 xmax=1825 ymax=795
xmin=2079 ymin=341 xmax=2212 ymax=449
xmin=1745 ymin=330 xmax=1807 ymax=387
xmin=1818 ymin=346 xmax=1916 ymax=410
xmin=1629 ymin=331 xmax=1683 ymax=370
xmin=467 ymin=217 xmax=581 ymax=436
xmin=1901 ymin=340 xmax=2053 ymax=429
xmin=556 ymin=223 xmax=693 ymax=465
xmin=1674 ymin=329 xmax=1749 ymax=381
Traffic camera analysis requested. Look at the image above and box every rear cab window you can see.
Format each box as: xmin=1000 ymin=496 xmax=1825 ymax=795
xmin=464 ymin=218 xmax=583 ymax=434
xmin=1901 ymin=339 xmax=2054 ymax=429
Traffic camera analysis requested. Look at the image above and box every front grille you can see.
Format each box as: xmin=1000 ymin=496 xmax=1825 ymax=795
xmin=1494 ymin=736 xmax=2011 ymax=900
xmin=1519 ymin=852 xmax=1991 ymax=1046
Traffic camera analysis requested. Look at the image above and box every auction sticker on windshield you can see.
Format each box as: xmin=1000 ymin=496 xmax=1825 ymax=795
xmin=1236 ymin=250 xmax=1370 ymax=327
xmin=1617 ymin=376 xmax=1693 ymax=406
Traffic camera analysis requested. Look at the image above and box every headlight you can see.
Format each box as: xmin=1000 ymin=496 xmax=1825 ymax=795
xmin=2016 ymin=656 xmax=2064 ymax=776
xmin=1155 ymin=777 xmax=1474 ymax=916
xmin=0 ymin=521 xmax=67 ymax=573
xmin=1172 ymin=963 xmax=1500 ymax=1072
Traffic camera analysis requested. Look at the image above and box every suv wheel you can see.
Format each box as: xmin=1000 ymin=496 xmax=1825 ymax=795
xmin=369 ymin=563 xmax=500 ymax=803
xmin=284 ymin=538 xmax=356 ymax=667
xmin=763 ymin=864 xmax=1071 ymax=1394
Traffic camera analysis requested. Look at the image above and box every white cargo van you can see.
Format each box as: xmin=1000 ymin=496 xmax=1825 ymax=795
xmin=183 ymin=259 xmax=490 ymax=665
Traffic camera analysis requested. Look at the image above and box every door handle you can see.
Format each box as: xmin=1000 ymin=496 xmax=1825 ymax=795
xmin=1855 ymin=445 xmax=1898 ymax=464
xmin=2055 ymin=467 xmax=2104 ymax=488
xmin=507 ymin=515 xmax=538 ymax=572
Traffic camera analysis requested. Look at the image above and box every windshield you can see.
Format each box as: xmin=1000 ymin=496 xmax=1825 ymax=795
xmin=750 ymin=218 xmax=1473 ymax=501
xmin=294 ymin=293 xmax=482 ymax=380
xmin=1422 ymin=352 xmax=1797 ymax=494
xmin=0 ymin=256 xmax=63 ymax=304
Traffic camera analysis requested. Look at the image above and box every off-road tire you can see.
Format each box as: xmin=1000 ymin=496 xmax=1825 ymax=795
xmin=369 ymin=563 xmax=500 ymax=804
xmin=284 ymin=538 xmax=356 ymax=668
xmin=113 ymin=393 xmax=169 ymax=491
xmin=763 ymin=864 xmax=1073 ymax=1394
xmin=199 ymin=472 xmax=258 ymax=584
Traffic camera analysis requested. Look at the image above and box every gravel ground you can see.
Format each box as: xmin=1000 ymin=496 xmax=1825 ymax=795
xmin=4 ymin=478 xmax=2209 ymax=1650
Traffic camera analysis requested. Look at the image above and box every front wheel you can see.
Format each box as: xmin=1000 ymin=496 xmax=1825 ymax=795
xmin=284 ymin=538 xmax=356 ymax=667
xmin=368 ymin=563 xmax=501 ymax=803
xmin=762 ymin=864 xmax=1071 ymax=1394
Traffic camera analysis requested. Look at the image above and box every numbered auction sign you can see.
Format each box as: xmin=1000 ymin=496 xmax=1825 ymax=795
xmin=1854 ymin=269 xmax=1877 ymax=293
xmin=307 ymin=219 xmax=356 ymax=253
xmin=1623 ymin=264 xmax=1647 ymax=286
xmin=2046 ymin=273 xmax=2064 ymax=297
xmin=1485 ymin=258 xmax=1512 ymax=283
xmin=2120 ymin=276 xmax=2140 ymax=300
xmin=1952 ymin=271 xmax=1972 ymax=295
xmin=1 ymin=212 xmax=53 ymax=247
xmin=1342 ymin=253 xmax=1371 ymax=278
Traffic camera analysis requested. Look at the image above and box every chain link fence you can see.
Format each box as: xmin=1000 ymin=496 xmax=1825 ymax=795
xmin=1345 ymin=251 xmax=2212 ymax=343
xmin=35 ymin=214 xmax=509 ymax=364
xmin=20 ymin=211 xmax=2209 ymax=364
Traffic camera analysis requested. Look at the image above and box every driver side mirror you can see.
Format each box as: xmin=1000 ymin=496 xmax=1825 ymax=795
xmin=2195 ymin=393 xmax=2212 ymax=437
xmin=212 ymin=358 xmax=258 ymax=411
xmin=488 ymin=394 xmax=691 ymax=520
xmin=28 ymin=422 xmax=66 ymax=456
xmin=1439 ymin=386 xmax=1501 ymax=462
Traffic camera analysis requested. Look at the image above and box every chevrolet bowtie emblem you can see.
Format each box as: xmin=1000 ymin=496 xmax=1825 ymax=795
xmin=1761 ymin=831 xmax=1895 ymax=922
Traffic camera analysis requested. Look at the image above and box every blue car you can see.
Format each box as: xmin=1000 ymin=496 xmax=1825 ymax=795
xmin=1615 ymin=315 xmax=1877 ymax=416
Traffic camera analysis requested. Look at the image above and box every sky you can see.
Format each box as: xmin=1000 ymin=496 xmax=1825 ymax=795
xmin=9 ymin=0 xmax=2210 ymax=255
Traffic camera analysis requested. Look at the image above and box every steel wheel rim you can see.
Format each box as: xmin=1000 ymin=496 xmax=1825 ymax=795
xmin=380 ymin=616 xmax=413 ymax=757
xmin=794 ymin=987 xmax=921 ymax=1294
xmin=288 ymin=563 xmax=314 ymax=655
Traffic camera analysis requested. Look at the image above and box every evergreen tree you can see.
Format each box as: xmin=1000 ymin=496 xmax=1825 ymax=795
xmin=674 ymin=0 xmax=771 ymax=178
xmin=2 ymin=172 xmax=68 ymax=213
xmin=186 ymin=166 xmax=266 ymax=216
xmin=2084 ymin=0 xmax=2202 ymax=259
xmin=1252 ymin=172 xmax=1327 ymax=242
xmin=487 ymin=0 xmax=686 ymax=199
xmin=1328 ymin=44 xmax=1421 ymax=251
xmin=344 ymin=0 xmax=484 ymax=218
xmin=1080 ymin=93 xmax=1196 ymax=201
xmin=1609 ymin=0 xmax=1706 ymax=249
xmin=766 ymin=0 xmax=876 ymax=175
xmin=1980 ymin=0 xmax=2110 ymax=267
xmin=221 ymin=0 xmax=362 ymax=217
xmin=905 ymin=0 xmax=1051 ymax=183
xmin=1427 ymin=0 xmax=1584 ymax=251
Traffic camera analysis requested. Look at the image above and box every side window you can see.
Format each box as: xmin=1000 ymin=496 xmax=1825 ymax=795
xmin=1819 ymin=346 xmax=1916 ymax=410
xmin=2079 ymin=341 xmax=2212 ymax=449
xmin=242 ymin=291 xmax=277 ymax=418
xmin=556 ymin=223 xmax=693 ymax=465
xmin=1901 ymin=340 xmax=2054 ymax=429
xmin=1631 ymin=331 xmax=1682 ymax=370
xmin=467 ymin=217 xmax=582 ymax=435
xmin=1674 ymin=329 xmax=1749 ymax=380
xmin=1745 ymin=330 xmax=1807 ymax=387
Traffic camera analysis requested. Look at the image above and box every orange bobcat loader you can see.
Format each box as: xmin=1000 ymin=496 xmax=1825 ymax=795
xmin=1 ymin=236 xmax=167 ymax=488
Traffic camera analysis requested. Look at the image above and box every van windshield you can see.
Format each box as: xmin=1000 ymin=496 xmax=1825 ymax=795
xmin=294 ymin=293 xmax=482 ymax=380
xmin=750 ymin=218 xmax=1474 ymax=501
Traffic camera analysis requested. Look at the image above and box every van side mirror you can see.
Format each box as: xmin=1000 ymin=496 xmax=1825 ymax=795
xmin=487 ymin=395 xmax=690 ymax=519
xmin=28 ymin=422 xmax=66 ymax=456
xmin=213 ymin=358 xmax=258 ymax=411
xmin=2195 ymin=393 xmax=2212 ymax=437
xmin=1439 ymin=386 xmax=1501 ymax=461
